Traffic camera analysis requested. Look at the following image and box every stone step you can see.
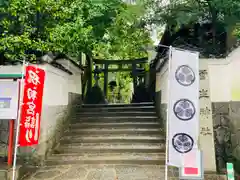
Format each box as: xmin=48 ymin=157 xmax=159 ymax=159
xmin=61 ymin=135 xmax=165 ymax=144
xmin=77 ymin=111 xmax=157 ymax=117
xmin=69 ymin=122 xmax=161 ymax=129
xmin=45 ymin=153 xmax=165 ymax=166
xmin=73 ymin=117 xmax=159 ymax=123
xmin=82 ymin=102 xmax=154 ymax=108
xmin=80 ymin=106 xmax=155 ymax=112
xmin=73 ymin=116 xmax=158 ymax=122
xmin=65 ymin=128 xmax=162 ymax=136
xmin=56 ymin=143 xmax=165 ymax=153
xmin=78 ymin=116 xmax=158 ymax=119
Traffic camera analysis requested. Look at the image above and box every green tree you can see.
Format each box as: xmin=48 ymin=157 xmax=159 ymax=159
xmin=0 ymin=0 xmax=124 ymax=61
xmin=147 ymin=0 xmax=240 ymax=43
xmin=0 ymin=0 xmax=62 ymax=61
xmin=93 ymin=0 xmax=152 ymax=59
xmin=50 ymin=0 xmax=123 ymax=57
xmin=90 ymin=1 xmax=152 ymax=103
xmin=0 ymin=0 xmax=153 ymax=62
xmin=148 ymin=0 xmax=240 ymax=26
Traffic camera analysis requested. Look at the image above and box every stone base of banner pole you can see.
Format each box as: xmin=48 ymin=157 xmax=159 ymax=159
xmin=0 ymin=169 xmax=7 ymax=179
xmin=0 ymin=165 xmax=38 ymax=180
xmin=0 ymin=165 xmax=21 ymax=180
xmin=166 ymin=166 xmax=227 ymax=180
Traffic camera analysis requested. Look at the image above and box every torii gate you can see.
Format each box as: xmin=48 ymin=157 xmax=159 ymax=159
xmin=86 ymin=57 xmax=148 ymax=98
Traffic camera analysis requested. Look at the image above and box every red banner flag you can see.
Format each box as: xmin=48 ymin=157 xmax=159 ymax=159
xmin=18 ymin=65 xmax=45 ymax=146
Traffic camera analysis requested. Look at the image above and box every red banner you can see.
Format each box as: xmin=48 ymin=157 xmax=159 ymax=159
xmin=18 ymin=65 xmax=45 ymax=146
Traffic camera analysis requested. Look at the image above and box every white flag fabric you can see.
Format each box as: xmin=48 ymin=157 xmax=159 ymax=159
xmin=167 ymin=47 xmax=200 ymax=167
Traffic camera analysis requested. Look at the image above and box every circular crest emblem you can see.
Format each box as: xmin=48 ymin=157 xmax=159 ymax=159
xmin=172 ymin=133 xmax=194 ymax=153
xmin=175 ymin=65 xmax=195 ymax=86
xmin=173 ymin=99 xmax=195 ymax=121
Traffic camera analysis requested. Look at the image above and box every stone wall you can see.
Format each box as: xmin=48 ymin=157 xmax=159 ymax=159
xmin=19 ymin=64 xmax=82 ymax=165
xmin=155 ymin=64 xmax=168 ymax=130
xmin=18 ymin=95 xmax=82 ymax=165
xmin=154 ymin=91 xmax=162 ymax=125
xmin=157 ymin=101 xmax=240 ymax=174
xmin=0 ymin=62 xmax=82 ymax=166
xmin=0 ymin=120 xmax=8 ymax=158
xmin=158 ymin=101 xmax=240 ymax=173
xmin=212 ymin=102 xmax=240 ymax=174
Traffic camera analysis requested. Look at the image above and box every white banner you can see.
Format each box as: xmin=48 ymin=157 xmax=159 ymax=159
xmin=167 ymin=48 xmax=199 ymax=167
xmin=179 ymin=149 xmax=204 ymax=179
xmin=0 ymin=80 xmax=19 ymax=120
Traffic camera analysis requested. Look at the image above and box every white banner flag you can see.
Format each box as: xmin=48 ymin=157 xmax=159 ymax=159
xmin=167 ymin=47 xmax=200 ymax=167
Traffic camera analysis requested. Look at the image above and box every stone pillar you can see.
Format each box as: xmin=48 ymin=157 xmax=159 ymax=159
xmin=104 ymin=63 xmax=108 ymax=97
xmin=86 ymin=55 xmax=92 ymax=91
xmin=132 ymin=63 xmax=137 ymax=90
xmin=199 ymin=59 xmax=216 ymax=171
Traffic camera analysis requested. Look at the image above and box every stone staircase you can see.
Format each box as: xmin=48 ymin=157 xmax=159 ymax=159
xmin=24 ymin=102 xmax=227 ymax=180
xmin=46 ymin=102 xmax=166 ymax=166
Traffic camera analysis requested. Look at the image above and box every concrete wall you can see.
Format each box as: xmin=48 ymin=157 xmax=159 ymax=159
xmin=155 ymin=62 xmax=168 ymax=129
xmin=155 ymin=46 xmax=240 ymax=173
xmin=0 ymin=61 xmax=82 ymax=164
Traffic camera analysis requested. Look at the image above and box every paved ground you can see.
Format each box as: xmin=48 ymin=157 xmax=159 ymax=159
xmin=24 ymin=165 xmax=175 ymax=180
xmin=22 ymin=164 xmax=227 ymax=180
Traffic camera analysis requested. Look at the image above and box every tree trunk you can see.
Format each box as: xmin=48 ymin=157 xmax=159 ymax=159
xmin=211 ymin=10 xmax=217 ymax=48
xmin=206 ymin=0 xmax=218 ymax=52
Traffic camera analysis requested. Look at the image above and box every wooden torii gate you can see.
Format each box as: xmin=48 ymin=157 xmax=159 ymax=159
xmin=90 ymin=57 xmax=148 ymax=97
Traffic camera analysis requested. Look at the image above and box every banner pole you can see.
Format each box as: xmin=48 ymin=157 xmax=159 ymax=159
xmin=165 ymin=46 xmax=172 ymax=180
xmin=7 ymin=119 xmax=14 ymax=167
xmin=12 ymin=58 xmax=26 ymax=180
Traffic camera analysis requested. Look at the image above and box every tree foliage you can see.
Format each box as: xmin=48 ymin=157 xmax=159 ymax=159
xmin=234 ymin=25 xmax=240 ymax=38
xmin=147 ymin=0 xmax=240 ymax=28
xmin=50 ymin=0 xmax=123 ymax=57
xmin=0 ymin=0 xmax=152 ymax=62
xmin=0 ymin=0 xmax=64 ymax=60
xmin=90 ymin=1 xmax=152 ymax=103
xmin=93 ymin=1 xmax=152 ymax=59
xmin=143 ymin=0 xmax=240 ymax=57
